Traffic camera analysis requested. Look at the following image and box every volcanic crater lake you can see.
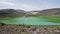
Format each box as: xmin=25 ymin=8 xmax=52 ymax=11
xmin=0 ymin=16 xmax=60 ymax=25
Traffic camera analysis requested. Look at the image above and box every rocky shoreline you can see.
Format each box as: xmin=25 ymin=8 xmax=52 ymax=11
xmin=0 ymin=23 xmax=60 ymax=34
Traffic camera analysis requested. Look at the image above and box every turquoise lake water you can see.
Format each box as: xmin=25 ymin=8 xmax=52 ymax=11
xmin=0 ymin=16 xmax=60 ymax=25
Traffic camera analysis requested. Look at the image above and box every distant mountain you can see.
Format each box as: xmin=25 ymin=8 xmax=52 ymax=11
xmin=25 ymin=8 xmax=60 ymax=17
xmin=0 ymin=9 xmax=26 ymax=17
xmin=37 ymin=8 xmax=60 ymax=16
xmin=0 ymin=8 xmax=60 ymax=17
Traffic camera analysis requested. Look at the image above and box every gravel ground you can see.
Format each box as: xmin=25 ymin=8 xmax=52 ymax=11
xmin=0 ymin=24 xmax=60 ymax=34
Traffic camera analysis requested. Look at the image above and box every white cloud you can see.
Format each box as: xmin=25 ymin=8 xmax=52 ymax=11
xmin=19 ymin=4 xmax=40 ymax=11
xmin=0 ymin=0 xmax=40 ymax=11
xmin=0 ymin=0 xmax=60 ymax=11
xmin=0 ymin=0 xmax=41 ymax=11
xmin=0 ymin=1 xmax=15 ymax=6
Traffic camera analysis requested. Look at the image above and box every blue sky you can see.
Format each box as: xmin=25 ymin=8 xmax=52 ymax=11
xmin=0 ymin=0 xmax=60 ymax=11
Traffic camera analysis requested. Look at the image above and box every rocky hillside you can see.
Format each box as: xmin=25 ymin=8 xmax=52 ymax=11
xmin=37 ymin=8 xmax=60 ymax=16
xmin=0 ymin=8 xmax=60 ymax=17
xmin=25 ymin=8 xmax=60 ymax=16
xmin=0 ymin=9 xmax=26 ymax=17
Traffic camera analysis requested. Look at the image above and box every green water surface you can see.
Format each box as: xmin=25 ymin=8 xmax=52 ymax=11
xmin=0 ymin=16 xmax=60 ymax=25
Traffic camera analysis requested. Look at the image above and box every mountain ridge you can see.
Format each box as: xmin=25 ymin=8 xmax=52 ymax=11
xmin=0 ymin=8 xmax=60 ymax=17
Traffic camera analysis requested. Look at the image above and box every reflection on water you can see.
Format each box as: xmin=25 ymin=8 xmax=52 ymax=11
xmin=0 ymin=16 xmax=60 ymax=25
